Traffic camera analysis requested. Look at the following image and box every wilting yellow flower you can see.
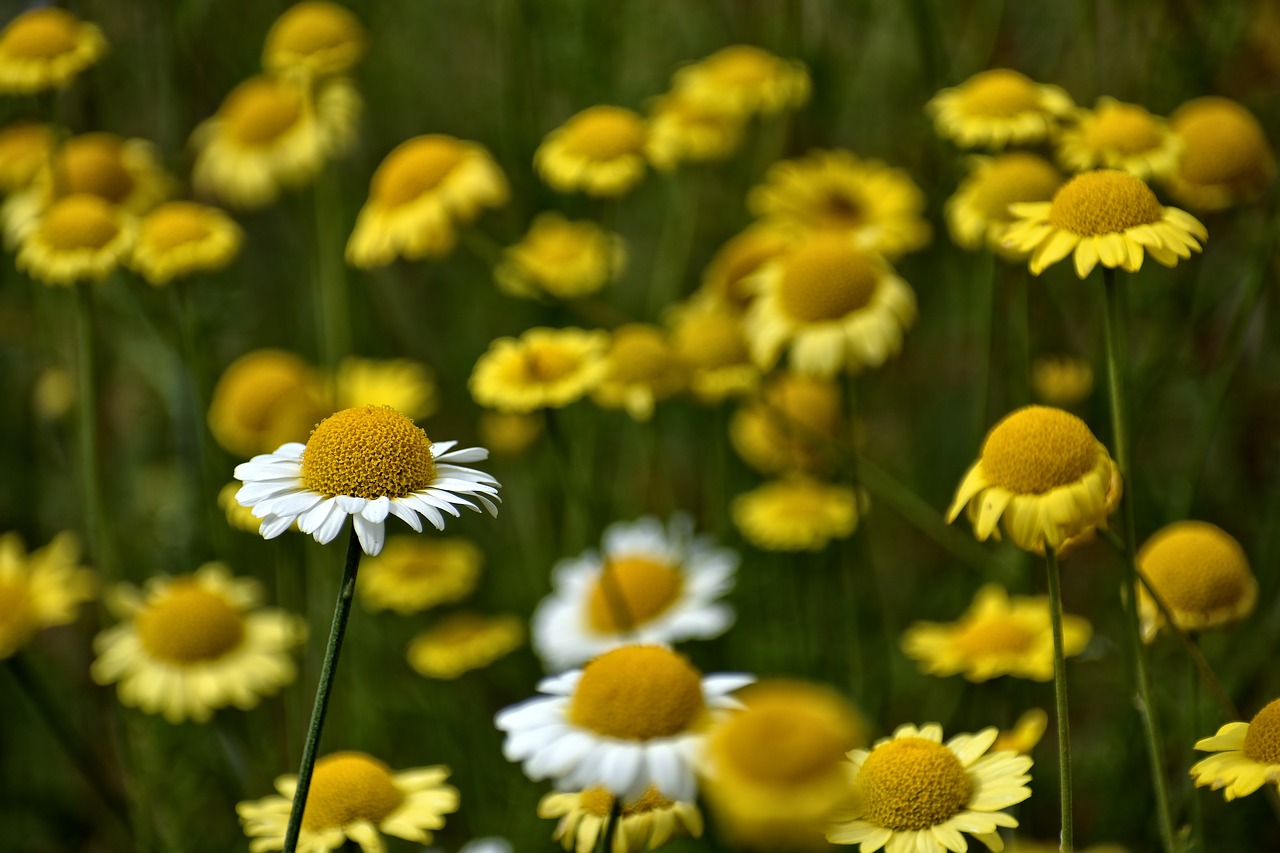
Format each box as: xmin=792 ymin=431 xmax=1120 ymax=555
xmin=700 ymin=225 xmax=793 ymax=310
xmin=926 ymin=68 xmax=1074 ymax=149
xmin=207 ymin=349 xmax=328 ymax=458
xmin=494 ymin=213 xmax=625 ymax=300
xmin=16 ymin=194 xmax=135 ymax=286
xmin=407 ymin=612 xmax=524 ymax=679
xmin=666 ymin=296 xmax=758 ymax=403
xmin=346 ymin=134 xmax=508 ymax=267
xmin=477 ymin=411 xmax=543 ymax=456
xmin=262 ymin=1 xmax=367 ymax=79
xmin=1191 ymin=697 xmax=1280 ymax=802
xmin=539 ymin=786 xmax=703 ymax=853
xmin=945 ymin=153 xmax=1064 ymax=253
xmin=901 ymin=584 xmax=1092 ymax=682
xmin=1164 ymin=96 xmax=1276 ymax=212
xmin=1135 ymin=520 xmax=1257 ymax=643
xmin=1031 ymin=355 xmax=1094 ymax=406
xmin=0 ymin=7 xmax=106 ymax=94
xmin=128 ymin=201 xmax=243 ymax=286
xmin=1056 ymin=98 xmax=1181 ymax=180
xmin=733 ymin=477 xmax=863 ymax=552
xmin=0 ymin=122 xmax=53 ymax=193
xmin=592 ymin=323 xmax=684 ymax=421
xmin=670 ymin=44 xmax=810 ymax=118
xmin=646 ymin=91 xmax=744 ymax=171
xmin=0 ymin=532 xmax=95 ymax=659
xmin=731 ymin=372 xmax=845 ymax=476
xmin=332 ymin=356 xmax=437 ymax=422
xmin=993 ymin=709 xmax=1049 ymax=755
xmin=358 ymin=536 xmax=481 ymax=615
xmin=469 ymin=327 xmax=609 ymax=413
xmin=535 ymin=105 xmax=649 ymax=197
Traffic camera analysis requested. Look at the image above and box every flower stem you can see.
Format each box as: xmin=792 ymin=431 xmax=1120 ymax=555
xmin=1044 ymin=545 xmax=1073 ymax=853
xmin=313 ymin=164 xmax=349 ymax=371
xmin=283 ymin=527 xmax=363 ymax=853
xmin=596 ymin=799 xmax=623 ymax=853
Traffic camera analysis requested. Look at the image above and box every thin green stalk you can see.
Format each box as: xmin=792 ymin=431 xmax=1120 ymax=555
xmin=312 ymin=165 xmax=350 ymax=371
xmin=973 ymin=249 xmax=997 ymax=443
xmin=596 ymin=799 xmax=623 ymax=853
xmin=283 ymin=528 xmax=364 ymax=853
xmin=1044 ymin=545 xmax=1073 ymax=853
xmin=1186 ymin=652 xmax=1204 ymax=853
xmin=73 ymin=283 xmax=111 ymax=578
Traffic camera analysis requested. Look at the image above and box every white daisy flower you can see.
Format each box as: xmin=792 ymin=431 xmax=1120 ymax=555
xmin=532 ymin=514 xmax=737 ymax=672
xmin=495 ymin=644 xmax=753 ymax=803
xmin=233 ymin=405 xmax=499 ymax=556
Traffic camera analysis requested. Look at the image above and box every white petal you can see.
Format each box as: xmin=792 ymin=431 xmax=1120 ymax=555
xmin=353 ymin=515 xmax=386 ymax=555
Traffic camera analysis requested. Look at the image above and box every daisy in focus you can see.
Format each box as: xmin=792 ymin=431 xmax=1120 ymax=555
xmin=407 ymin=611 xmax=524 ymax=679
xmin=1190 ymin=697 xmax=1280 ymax=801
xmin=1055 ymin=97 xmax=1181 ymax=180
xmin=262 ymin=1 xmax=367 ymax=80
xmin=732 ymin=477 xmax=864 ymax=552
xmin=495 ymin=213 xmax=626 ymax=301
xmin=539 ymin=786 xmax=703 ymax=853
xmin=926 ymin=68 xmax=1074 ymax=149
xmin=669 ymin=44 xmax=810 ymax=118
xmin=1164 ymin=96 xmax=1276 ymax=211
xmin=128 ymin=201 xmax=243 ymax=286
xmin=827 ymin=723 xmax=1033 ymax=852
xmin=358 ymin=536 xmax=481 ymax=615
xmin=531 ymin=514 xmax=737 ymax=671
xmin=0 ymin=7 xmax=106 ymax=94
xmin=945 ymin=153 xmax=1063 ymax=254
xmin=1135 ymin=520 xmax=1257 ymax=642
xmin=469 ymin=327 xmax=609 ymax=413
xmin=0 ymin=532 xmax=95 ymax=659
xmin=534 ymin=105 xmax=649 ymax=197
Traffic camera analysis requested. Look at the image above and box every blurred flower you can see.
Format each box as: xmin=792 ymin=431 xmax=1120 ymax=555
xmin=358 ymin=536 xmax=481 ymax=615
xmin=1135 ymin=521 xmax=1257 ymax=643
xmin=745 ymin=234 xmax=916 ymax=375
xmin=32 ymin=365 xmax=75 ymax=420
xmin=262 ymin=1 xmax=367 ymax=80
xmin=535 ymin=105 xmax=649 ymax=197
xmin=701 ymin=680 xmax=864 ymax=849
xmin=207 ymin=349 xmax=328 ymax=458
xmin=496 ymin=644 xmax=753 ymax=801
xmin=646 ymin=91 xmax=744 ymax=171
xmin=0 ymin=532 xmax=95 ymax=659
xmin=992 ymin=709 xmax=1049 ymax=756
xmin=219 ymin=481 xmax=275 ymax=533
xmin=16 ymin=193 xmax=135 ymax=286
xmin=945 ymin=152 xmax=1064 ymax=253
xmin=1164 ymin=96 xmax=1276 ymax=212
xmin=346 ymin=134 xmax=508 ymax=267
xmin=592 ymin=323 xmax=685 ymax=421
xmin=128 ymin=201 xmax=243 ymax=286
xmin=0 ymin=122 xmax=53 ymax=193
xmin=926 ymin=68 xmax=1074 ymax=149
xmin=948 ymin=406 xmax=1118 ymax=553
xmin=234 ymin=405 xmax=499 ymax=555
xmin=0 ymin=7 xmax=106 ymax=94
xmin=1056 ymin=98 xmax=1181 ymax=180
xmin=901 ymin=584 xmax=1091 ymax=682
xmin=1031 ymin=355 xmax=1093 ymax=406
xmin=666 ymin=296 xmax=758 ymax=403
xmin=700 ymin=224 xmax=792 ymax=310
xmin=749 ymin=150 xmax=930 ymax=257
xmin=495 ymin=212 xmax=625 ymax=300
xmin=670 ymin=45 xmax=810 ymax=118
xmin=477 ymin=411 xmax=543 ymax=456
xmin=192 ymin=74 xmax=359 ymax=209
xmin=732 ymin=477 xmax=863 ymax=552
xmin=332 ymin=356 xmax=438 ymax=421
xmin=827 ymin=723 xmax=1032 ymax=851
xmin=407 ymin=611 xmax=524 ymax=679
xmin=539 ymin=786 xmax=702 ymax=853
xmin=1003 ymin=169 xmax=1206 ymax=278
xmin=731 ymin=372 xmax=844 ymax=476
xmin=469 ymin=327 xmax=609 ymax=413
xmin=91 ymin=564 xmax=304 ymax=723
xmin=1191 ymin=697 xmax=1280 ymax=801
xmin=532 ymin=514 xmax=737 ymax=671
xmin=237 ymin=751 xmax=458 ymax=851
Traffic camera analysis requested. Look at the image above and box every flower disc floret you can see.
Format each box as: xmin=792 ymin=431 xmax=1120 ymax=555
xmin=779 ymin=237 xmax=878 ymax=323
xmin=1082 ymin=102 xmax=1163 ymax=153
xmin=302 ymin=752 xmax=406 ymax=831
xmin=1244 ymin=700 xmax=1280 ymax=765
xmin=301 ymin=406 xmax=436 ymax=500
xmin=956 ymin=69 xmax=1041 ymax=117
xmin=980 ymin=405 xmax=1098 ymax=494
xmin=952 ymin=619 xmax=1035 ymax=657
xmin=857 ymin=738 xmax=972 ymax=831
xmin=135 ymin=581 xmax=246 ymax=663
xmin=38 ymin=194 xmax=121 ymax=250
xmin=373 ymin=137 xmax=467 ymax=208
xmin=587 ymin=558 xmax=684 ymax=633
xmin=1048 ymin=170 xmax=1163 ymax=235
xmin=263 ymin=1 xmax=367 ymax=78
xmin=1136 ymin=520 xmax=1256 ymax=641
xmin=562 ymin=107 xmax=647 ymax=160
xmin=223 ymin=78 xmax=303 ymax=147
xmin=569 ymin=646 xmax=706 ymax=740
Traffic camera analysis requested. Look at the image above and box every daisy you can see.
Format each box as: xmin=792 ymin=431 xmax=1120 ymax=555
xmin=669 ymin=45 xmax=810 ymax=118
xmin=207 ymin=348 xmax=327 ymax=458
xmin=732 ymin=477 xmax=863 ymax=552
xmin=665 ymin=296 xmax=758 ymax=404
xmin=945 ymin=153 xmax=1064 ymax=254
xmin=539 ymin=785 xmax=703 ymax=853
xmin=128 ymin=201 xmax=243 ymax=286
xmin=535 ymin=105 xmax=649 ymax=197
xmin=827 ymin=723 xmax=1033 ymax=852
xmin=1191 ymin=697 xmax=1280 ymax=801
xmin=901 ymin=584 xmax=1092 ymax=682
xmin=531 ymin=514 xmax=737 ymax=672
xmin=237 ymin=750 xmax=459 ymax=851
xmin=407 ymin=612 xmax=524 ymax=679
xmin=358 ymin=536 xmax=481 ymax=614
xmin=592 ymin=323 xmax=685 ymax=421
xmin=469 ymin=327 xmax=609 ymax=413
xmin=645 ymin=90 xmax=745 ymax=172
xmin=1030 ymin=355 xmax=1093 ymax=407
xmin=1003 ymin=169 xmax=1206 ymax=278
xmin=0 ymin=531 xmax=95 ymax=659
xmin=0 ymin=122 xmax=54 ymax=193
xmin=234 ymin=405 xmax=500 ymax=556
xmin=16 ymin=193 xmax=136 ymax=286
xmin=1164 ymin=96 xmax=1276 ymax=212
xmin=494 ymin=212 xmax=626 ymax=301
xmin=730 ymin=372 xmax=845 ymax=476
xmin=90 ymin=563 xmax=304 ymax=724
xmin=699 ymin=224 xmax=793 ymax=310
xmin=1056 ymin=98 xmax=1181 ymax=180
xmin=1135 ymin=521 xmax=1257 ymax=642
xmin=495 ymin=644 xmax=753 ymax=802
xmin=262 ymin=1 xmax=367 ymax=80
xmin=926 ymin=68 xmax=1074 ymax=149
xmin=0 ymin=7 xmax=106 ymax=94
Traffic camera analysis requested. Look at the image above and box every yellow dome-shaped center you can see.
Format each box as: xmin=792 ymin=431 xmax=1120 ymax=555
xmin=301 ymin=751 xmax=405 ymax=831
xmin=140 ymin=203 xmax=214 ymax=251
xmin=952 ymin=617 xmax=1037 ymax=657
xmin=569 ymin=645 xmax=706 ymax=740
xmin=778 ymin=237 xmax=878 ymax=323
xmin=605 ymin=325 xmax=674 ymax=384
xmin=673 ymin=310 xmax=747 ymax=369
xmin=525 ymin=221 xmax=590 ymax=264
xmin=300 ymin=405 xmax=436 ymax=500
xmin=39 ymin=195 xmax=121 ymax=251
xmin=980 ymin=405 xmax=1099 ymax=495
xmin=972 ymin=153 xmax=1063 ymax=221
xmin=222 ymin=78 xmax=304 ymax=147
xmin=580 ymin=785 xmax=674 ymax=817
xmin=372 ymin=136 xmax=466 ymax=208
xmin=1082 ymin=102 xmax=1164 ymax=155
xmin=586 ymin=556 xmax=684 ymax=633
xmin=520 ymin=341 xmax=582 ymax=384
xmin=705 ymin=45 xmax=777 ymax=86
xmin=708 ymin=230 xmax=790 ymax=306
xmin=1244 ymin=699 xmax=1280 ymax=766
xmin=957 ymin=69 xmax=1041 ymax=118
xmin=717 ymin=698 xmax=851 ymax=785
xmin=1047 ymin=170 xmax=1163 ymax=236
xmin=0 ymin=9 xmax=80 ymax=59
xmin=135 ymin=580 xmax=246 ymax=664
xmin=267 ymin=2 xmax=362 ymax=60
xmin=1139 ymin=522 xmax=1253 ymax=614
xmin=56 ymin=135 xmax=136 ymax=203
xmin=857 ymin=737 xmax=972 ymax=831
xmin=562 ymin=107 xmax=647 ymax=161
xmin=1173 ymin=98 xmax=1272 ymax=185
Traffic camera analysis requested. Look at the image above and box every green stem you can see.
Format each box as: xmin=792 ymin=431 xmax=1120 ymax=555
xmin=313 ymin=166 xmax=350 ymax=371
xmin=973 ymin=249 xmax=997 ymax=442
xmin=596 ymin=799 xmax=623 ymax=853
xmin=1044 ymin=545 xmax=1073 ymax=853
xmin=283 ymin=527 xmax=363 ymax=853
xmin=73 ymin=283 xmax=111 ymax=578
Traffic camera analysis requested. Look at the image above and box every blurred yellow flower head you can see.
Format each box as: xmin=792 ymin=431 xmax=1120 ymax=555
xmin=592 ymin=323 xmax=685 ymax=421
xmin=0 ymin=7 xmax=106 ymax=94
xmin=732 ymin=477 xmax=864 ymax=551
xmin=731 ymin=372 xmax=844 ymax=476
xmin=495 ymin=212 xmax=626 ymax=300
xmin=670 ymin=44 xmax=810 ymax=118
xmin=1164 ymin=96 xmax=1276 ymax=211
xmin=207 ymin=349 xmax=328 ymax=458
xmin=358 ymin=536 xmax=481 ymax=615
xmin=263 ymin=1 xmax=367 ymax=79
xmin=927 ymin=68 xmax=1074 ymax=149
xmin=0 ymin=122 xmax=53 ymax=193
xmin=469 ymin=327 xmax=609 ymax=413
xmin=333 ymin=356 xmax=438 ymax=422
xmin=16 ymin=193 xmax=135 ymax=286
xmin=539 ymin=785 xmax=703 ymax=853
xmin=700 ymin=224 xmax=793 ymax=309
xmin=0 ymin=532 xmax=95 ymax=659
xmin=1136 ymin=520 xmax=1257 ymax=642
xmin=128 ymin=201 xmax=243 ymax=286
xmin=1031 ymin=355 xmax=1094 ymax=406
xmin=646 ymin=90 xmax=745 ymax=171
xmin=993 ymin=709 xmax=1049 ymax=755
xmin=946 ymin=152 xmax=1063 ymax=253
xmin=667 ymin=296 xmax=758 ymax=403
xmin=1056 ymin=97 xmax=1181 ymax=180
xmin=477 ymin=411 xmax=544 ymax=456
xmin=407 ymin=611 xmax=524 ymax=679
xmin=535 ymin=105 xmax=649 ymax=197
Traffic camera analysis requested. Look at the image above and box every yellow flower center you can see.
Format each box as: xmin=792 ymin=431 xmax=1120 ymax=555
xmin=705 ymin=45 xmax=776 ymax=86
xmin=766 ymin=375 xmax=841 ymax=435
xmin=857 ymin=737 xmax=972 ymax=831
xmin=1243 ymin=699 xmax=1280 ymax=766
xmin=580 ymin=785 xmax=674 ymax=816
xmin=778 ymin=237 xmax=878 ymax=323
xmin=971 ymin=153 xmax=1063 ymax=221
xmin=605 ymin=325 xmax=674 ymax=384
xmin=268 ymin=2 xmax=361 ymax=59
xmin=56 ymin=135 xmax=136 ymax=204
xmin=586 ymin=556 xmax=684 ymax=633
xmin=1173 ymin=98 xmax=1271 ymax=186
xmin=956 ymin=69 xmax=1041 ymax=118
xmin=38 ymin=195 xmax=121 ymax=251
xmin=708 ymin=230 xmax=790 ymax=306
xmin=817 ymin=191 xmax=865 ymax=229
xmin=562 ymin=106 xmax=647 ymax=161
xmin=1139 ymin=522 xmax=1253 ymax=614
xmin=521 ymin=341 xmax=582 ymax=384
xmin=0 ymin=8 xmax=80 ymax=59
xmin=372 ymin=136 xmax=466 ymax=208
xmin=300 ymin=405 xmax=436 ymax=500
xmin=718 ymin=703 xmax=849 ymax=785
xmin=673 ymin=309 xmax=747 ymax=369
xmin=1082 ymin=102 xmax=1164 ymax=155
xmin=1047 ymin=170 xmax=1163 ymax=236
xmin=952 ymin=617 xmax=1037 ymax=657
xmin=0 ymin=579 xmax=35 ymax=651
xmin=525 ymin=221 xmax=589 ymax=264
xmin=301 ymin=751 xmax=406 ymax=831
xmin=222 ymin=78 xmax=304 ymax=147
xmin=135 ymin=580 xmax=246 ymax=664
xmin=980 ymin=405 xmax=1099 ymax=495
xmin=140 ymin=203 xmax=214 ymax=251
xmin=569 ymin=645 xmax=706 ymax=740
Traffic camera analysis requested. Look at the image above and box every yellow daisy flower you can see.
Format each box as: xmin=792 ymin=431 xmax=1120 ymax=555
xmin=534 ymin=105 xmax=649 ymax=197
xmin=592 ymin=323 xmax=685 ymax=421
xmin=947 ymin=405 xmax=1119 ymax=553
xmin=90 ymin=564 xmax=305 ymax=723
xmin=700 ymin=224 xmax=793 ymax=310
xmin=0 ymin=7 xmax=106 ymax=94
xmin=669 ymin=44 xmax=810 ymax=118
xmin=993 ymin=709 xmax=1049 ymax=756
xmin=1164 ymin=96 xmax=1276 ymax=212
xmin=494 ymin=212 xmax=626 ymax=300
xmin=358 ymin=536 xmax=481 ymax=615
xmin=945 ymin=152 xmax=1064 ymax=253
xmin=1190 ymin=697 xmax=1280 ymax=801
xmin=0 ymin=122 xmax=54 ymax=193
xmin=16 ymin=193 xmax=135 ymax=286
xmin=346 ymin=134 xmax=508 ymax=267
xmin=926 ymin=68 xmax=1075 ymax=149
xmin=1135 ymin=520 xmax=1257 ymax=643
xmin=237 ymin=751 xmax=459 ymax=851
xmin=1003 ymin=169 xmax=1206 ymax=278
xmin=128 ymin=201 xmax=243 ymax=286
xmin=262 ymin=1 xmax=367 ymax=80
xmin=745 ymin=234 xmax=917 ymax=376
xmin=748 ymin=149 xmax=931 ymax=258
xmin=539 ymin=786 xmax=703 ymax=853
xmin=0 ymin=532 xmax=95 ymax=659
xmin=331 ymin=356 xmax=438 ymax=422
xmin=1056 ymin=98 xmax=1181 ymax=180
xmin=666 ymin=296 xmax=758 ymax=403
xmin=406 ymin=611 xmax=524 ymax=679
xmin=827 ymin=723 xmax=1033 ymax=852
xmin=732 ymin=477 xmax=863 ymax=552
xmin=645 ymin=91 xmax=745 ymax=171
xmin=730 ymin=372 xmax=845 ymax=476
xmin=901 ymin=584 xmax=1092 ymax=682
xmin=469 ymin=327 xmax=609 ymax=413
xmin=207 ymin=349 xmax=328 ymax=458
xmin=1031 ymin=355 xmax=1094 ymax=407
xmin=477 ymin=411 xmax=544 ymax=456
